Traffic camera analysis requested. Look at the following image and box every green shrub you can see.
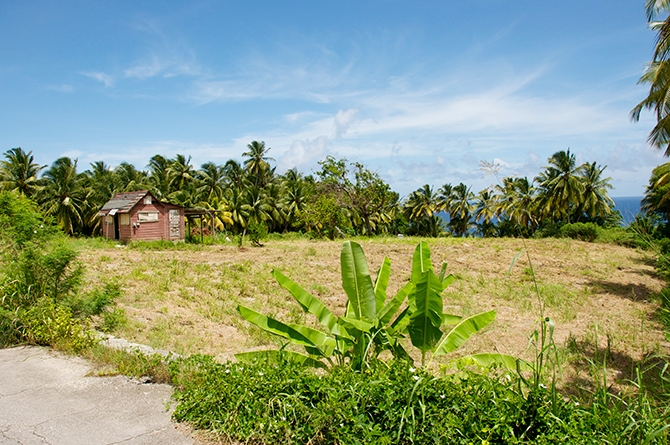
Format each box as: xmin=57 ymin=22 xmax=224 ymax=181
xmin=170 ymin=356 xmax=670 ymax=445
xmin=558 ymin=222 xmax=600 ymax=242
xmin=0 ymin=191 xmax=100 ymax=350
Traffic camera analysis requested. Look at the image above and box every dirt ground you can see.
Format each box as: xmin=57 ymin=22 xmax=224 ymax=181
xmin=78 ymin=236 xmax=669 ymax=390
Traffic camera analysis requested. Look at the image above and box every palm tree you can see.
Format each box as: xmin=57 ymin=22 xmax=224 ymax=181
xmin=168 ymin=154 xmax=195 ymax=193
xmin=448 ymin=183 xmax=474 ymax=237
xmin=242 ymin=141 xmax=275 ymax=187
xmin=535 ymin=149 xmax=584 ymax=224
xmin=577 ymin=162 xmax=615 ymax=221
xmin=0 ymin=147 xmax=45 ymax=197
xmin=115 ymin=163 xmax=148 ymax=191
xmin=474 ymin=189 xmax=497 ymax=237
xmin=503 ymin=177 xmax=537 ymax=233
xmin=147 ymin=155 xmax=172 ymax=199
xmin=404 ymin=184 xmax=441 ymax=237
xmin=631 ymin=0 xmax=670 ymax=155
xmin=224 ymin=159 xmax=247 ymax=192
xmin=40 ymin=157 xmax=87 ymax=235
xmin=197 ymin=162 xmax=226 ymax=202
xmin=643 ymin=161 xmax=670 ymax=220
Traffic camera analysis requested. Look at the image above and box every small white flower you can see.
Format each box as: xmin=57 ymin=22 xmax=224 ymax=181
xmin=225 ymin=369 xmax=230 ymax=373
xmin=440 ymin=394 xmax=445 ymax=399
xmin=409 ymin=367 xmax=416 ymax=373
xmin=258 ymin=372 xmax=264 ymax=376
xmin=340 ymin=423 xmax=344 ymax=427
xmin=539 ymin=383 xmax=547 ymax=389
xmin=413 ymin=375 xmax=420 ymax=381
xmin=280 ymin=416 xmax=286 ymax=421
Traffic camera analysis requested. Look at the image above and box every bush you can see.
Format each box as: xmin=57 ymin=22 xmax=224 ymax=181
xmin=558 ymin=222 xmax=600 ymax=242
xmin=170 ymin=356 xmax=670 ymax=445
xmin=0 ymin=191 xmax=107 ymax=349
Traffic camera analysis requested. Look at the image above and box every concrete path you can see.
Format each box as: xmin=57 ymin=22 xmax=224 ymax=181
xmin=0 ymin=346 xmax=196 ymax=445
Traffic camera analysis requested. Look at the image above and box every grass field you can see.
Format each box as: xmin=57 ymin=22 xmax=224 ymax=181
xmin=76 ymin=236 xmax=669 ymax=395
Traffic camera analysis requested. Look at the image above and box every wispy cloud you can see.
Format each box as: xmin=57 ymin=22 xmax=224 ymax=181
xmin=83 ymin=71 xmax=114 ymax=87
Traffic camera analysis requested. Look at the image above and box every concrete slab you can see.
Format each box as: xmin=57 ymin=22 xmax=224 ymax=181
xmin=0 ymin=346 xmax=195 ymax=445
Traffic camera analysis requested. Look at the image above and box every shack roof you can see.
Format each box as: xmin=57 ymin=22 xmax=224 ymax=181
xmin=98 ymin=190 xmax=151 ymax=215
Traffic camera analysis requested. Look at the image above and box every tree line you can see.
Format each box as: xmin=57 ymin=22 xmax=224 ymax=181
xmin=0 ymin=143 xmax=622 ymax=239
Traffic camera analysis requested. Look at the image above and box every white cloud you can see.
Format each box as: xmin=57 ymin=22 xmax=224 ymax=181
xmin=333 ymin=108 xmax=358 ymax=138
xmin=83 ymin=71 xmax=114 ymax=87
xmin=277 ymin=136 xmax=330 ymax=172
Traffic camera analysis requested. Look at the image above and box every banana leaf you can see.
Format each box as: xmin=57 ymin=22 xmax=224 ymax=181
xmin=237 ymin=305 xmax=316 ymax=347
xmin=374 ymin=257 xmax=391 ymax=313
xmin=411 ymin=241 xmax=432 ymax=282
xmin=456 ymin=353 xmax=532 ymax=372
xmin=377 ymin=281 xmax=413 ymax=325
xmin=341 ymin=241 xmax=376 ymax=321
xmin=273 ymin=269 xmax=343 ymax=336
xmin=407 ymin=269 xmax=444 ymax=353
xmin=434 ymin=310 xmax=496 ymax=355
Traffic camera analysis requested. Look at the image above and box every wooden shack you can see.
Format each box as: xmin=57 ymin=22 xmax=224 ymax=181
xmin=98 ymin=190 xmax=185 ymax=242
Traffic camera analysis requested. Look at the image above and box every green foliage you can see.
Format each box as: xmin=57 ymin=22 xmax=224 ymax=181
xmin=238 ymin=241 xmax=517 ymax=371
xmin=170 ymin=355 xmax=670 ymax=445
xmin=558 ymin=222 xmax=600 ymax=242
xmin=248 ymin=219 xmax=268 ymax=247
xmin=19 ymin=297 xmax=94 ymax=352
xmin=0 ymin=191 xmax=116 ymax=349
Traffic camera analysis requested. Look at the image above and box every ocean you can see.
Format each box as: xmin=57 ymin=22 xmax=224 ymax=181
xmin=612 ymin=196 xmax=643 ymax=226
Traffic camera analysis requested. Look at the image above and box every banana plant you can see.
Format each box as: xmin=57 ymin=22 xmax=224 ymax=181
xmin=237 ymin=240 xmax=525 ymax=371
xmin=406 ymin=241 xmax=525 ymax=370
xmin=236 ymin=241 xmax=413 ymax=369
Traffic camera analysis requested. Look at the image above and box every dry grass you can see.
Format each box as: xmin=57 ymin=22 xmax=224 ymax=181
xmin=77 ymin=236 xmax=669 ymax=390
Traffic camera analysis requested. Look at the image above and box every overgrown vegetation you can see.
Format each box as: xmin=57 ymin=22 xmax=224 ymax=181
xmin=165 ymin=240 xmax=670 ymax=444
xmin=0 ymin=191 xmax=118 ymax=350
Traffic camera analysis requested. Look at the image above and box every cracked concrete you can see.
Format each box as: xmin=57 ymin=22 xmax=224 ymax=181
xmin=0 ymin=346 xmax=195 ymax=445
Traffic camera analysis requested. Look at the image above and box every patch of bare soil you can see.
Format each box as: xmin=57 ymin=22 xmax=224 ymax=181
xmin=79 ymin=237 xmax=668 ymax=391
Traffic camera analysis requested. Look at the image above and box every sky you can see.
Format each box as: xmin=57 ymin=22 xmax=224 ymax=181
xmin=0 ymin=0 xmax=666 ymax=198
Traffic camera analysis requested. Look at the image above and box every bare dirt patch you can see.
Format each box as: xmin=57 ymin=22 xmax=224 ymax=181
xmin=79 ymin=237 xmax=668 ymax=388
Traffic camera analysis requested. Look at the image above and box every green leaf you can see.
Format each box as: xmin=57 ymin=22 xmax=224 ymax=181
xmin=341 ymin=241 xmax=376 ymax=321
xmin=377 ymin=282 xmax=413 ymax=325
xmin=339 ymin=316 xmax=374 ymax=333
xmin=434 ymin=310 xmax=496 ymax=356
xmin=442 ymin=274 xmax=455 ymax=289
xmin=287 ymin=323 xmax=336 ymax=356
xmin=457 ymin=353 xmax=532 ymax=372
xmin=272 ymin=269 xmax=341 ymax=335
xmin=408 ymin=269 xmax=444 ymax=353
xmin=374 ymin=257 xmax=391 ymax=313
xmin=442 ymin=313 xmax=462 ymax=325
xmin=411 ymin=241 xmax=432 ymax=282
xmin=235 ymin=350 xmax=327 ymax=369
xmin=236 ymin=305 xmax=315 ymax=347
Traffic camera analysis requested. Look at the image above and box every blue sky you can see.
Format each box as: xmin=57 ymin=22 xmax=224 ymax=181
xmin=0 ymin=1 xmax=665 ymax=197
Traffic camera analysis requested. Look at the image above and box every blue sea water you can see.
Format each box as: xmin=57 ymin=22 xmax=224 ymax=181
xmin=612 ymin=196 xmax=642 ymax=226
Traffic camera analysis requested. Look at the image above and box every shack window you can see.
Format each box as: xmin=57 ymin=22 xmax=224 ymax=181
xmin=105 ymin=216 xmax=113 ymax=224
xmin=144 ymin=195 xmax=152 ymax=204
xmin=120 ymin=214 xmax=130 ymax=226
xmin=138 ymin=211 xmax=159 ymax=222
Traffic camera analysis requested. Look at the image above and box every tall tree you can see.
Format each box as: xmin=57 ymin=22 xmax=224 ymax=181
xmin=535 ymin=149 xmax=584 ymax=224
xmin=404 ymin=184 xmax=441 ymax=237
xmin=40 ymin=157 xmax=87 ymax=235
xmin=243 ymin=141 xmax=275 ymax=187
xmin=577 ymin=162 xmax=615 ymax=221
xmin=631 ymin=0 xmax=670 ymax=155
xmin=0 ymin=147 xmax=44 ymax=197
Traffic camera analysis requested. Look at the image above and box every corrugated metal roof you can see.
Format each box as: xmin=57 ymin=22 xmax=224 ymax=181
xmin=99 ymin=190 xmax=150 ymax=215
